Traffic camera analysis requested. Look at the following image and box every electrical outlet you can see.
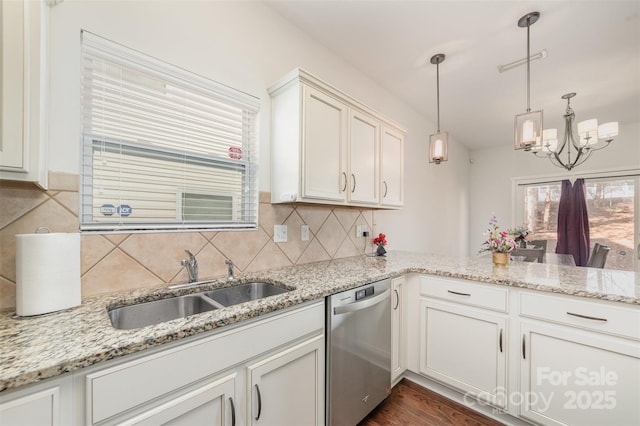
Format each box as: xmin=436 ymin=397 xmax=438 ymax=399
xmin=356 ymin=225 xmax=366 ymax=238
xmin=301 ymin=225 xmax=310 ymax=241
xmin=274 ymin=225 xmax=287 ymax=243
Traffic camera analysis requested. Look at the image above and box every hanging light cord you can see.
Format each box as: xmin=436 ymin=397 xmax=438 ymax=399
xmin=436 ymin=60 xmax=441 ymax=132
xmin=526 ymin=16 xmax=531 ymax=113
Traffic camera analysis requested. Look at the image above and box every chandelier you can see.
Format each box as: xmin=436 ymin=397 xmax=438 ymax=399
xmin=513 ymin=11 xmax=618 ymax=170
xmin=532 ymin=93 xmax=618 ymax=170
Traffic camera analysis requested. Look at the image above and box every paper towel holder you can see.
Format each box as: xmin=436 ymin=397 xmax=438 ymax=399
xmin=35 ymin=226 xmax=51 ymax=234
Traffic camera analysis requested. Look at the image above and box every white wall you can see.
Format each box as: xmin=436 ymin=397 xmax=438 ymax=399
xmin=468 ymin=121 xmax=640 ymax=256
xmin=47 ymin=0 xmax=470 ymax=256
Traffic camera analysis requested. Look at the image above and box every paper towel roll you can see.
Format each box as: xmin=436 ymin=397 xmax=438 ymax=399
xmin=16 ymin=232 xmax=81 ymax=316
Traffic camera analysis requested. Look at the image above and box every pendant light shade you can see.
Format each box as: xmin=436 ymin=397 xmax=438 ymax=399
xmin=429 ymin=53 xmax=448 ymax=164
xmin=514 ymin=12 xmax=543 ymax=151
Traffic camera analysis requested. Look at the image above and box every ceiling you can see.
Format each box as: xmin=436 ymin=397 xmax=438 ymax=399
xmin=264 ymin=1 xmax=640 ymax=150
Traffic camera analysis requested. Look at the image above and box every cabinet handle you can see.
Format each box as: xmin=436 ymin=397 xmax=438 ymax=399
xmin=522 ymin=334 xmax=526 ymax=360
xmin=499 ymin=328 xmax=503 ymax=353
xmin=566 ymin=312 xmax=608 ymax=322
xmin=393 ymin=289 xmax=399 ymax=310
xmin=447 ymin=290 xmax=471 ymax=297
xmin=341 ymin=172 xmax=347 ymax=192
xmin=383 ymin=181 xmax=388 ymax=197
xmin=254 ymin=384 xmax=262 ymax=421
xmin=229 ymin=397 xmax=236 ymax=426
xmin=351 ymin=174 xmax=356 ymax=193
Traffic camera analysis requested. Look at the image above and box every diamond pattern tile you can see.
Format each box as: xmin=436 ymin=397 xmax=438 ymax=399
xmin=333 ymin=207 xmax=360 ymax=232
xmin=0 ymin=183 xmax=48 ymax=229
xmin=212 ymin=227 xmax=270 ymax=271
xmin=296 ymin=205 xmax=331 ymax=235
xmin=259 ymin=203 xmax=293 ymax=237
xmin=81 ymin=234 xmax=115 ymax=275
xmin=120 ymin=232 xmax=208 ymax=282
xmin=278 ymin=211 xmax=311 ymax=263
xmin=82 ymin=249 xmax=163 ymax=296
xmin=297 ymin=238 xmax=331 ymax=264
xmin=315 ymin=213 xmax=347 ymax=257
xmin=245 ymin=240 xmax=292 ymax=273
xmin=334 ymin=236 xmax=360 ymax=259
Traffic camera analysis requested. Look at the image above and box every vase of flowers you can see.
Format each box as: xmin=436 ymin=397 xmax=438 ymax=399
xmin=373 ymin=233 xmax=387 ymax=256
xmin=479 ymin=215 xmax=517 ymax=265
xmin=508 ymin=224 xmax=531 ymax=248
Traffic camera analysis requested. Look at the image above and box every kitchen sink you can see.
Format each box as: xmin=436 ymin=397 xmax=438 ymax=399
xmin=107 ymin=282 xmax=290 ymax=330
xmin=204 ymin=282 xmax=289 ymax=307
xmin=108 ymin=294 xmax=220 ymax=330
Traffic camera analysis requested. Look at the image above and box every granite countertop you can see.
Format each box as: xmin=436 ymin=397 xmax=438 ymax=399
xmin=1 ymin=251 xmax=639 ymax=393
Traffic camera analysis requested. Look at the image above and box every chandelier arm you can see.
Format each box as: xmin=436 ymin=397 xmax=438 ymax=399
xmin=548 ymin=153 xmax=570 ymax=170
xmin=587 ymin=140 xmax=614 ymax=152
xmin=572 ymin=149 xmax=593 ymax=169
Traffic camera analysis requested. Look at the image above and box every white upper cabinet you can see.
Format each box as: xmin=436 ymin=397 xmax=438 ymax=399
xmin=301 ymin=86 xmax=348 ymax=202
xmin=269 ymin=68 xmax=405 ymax=208
xmin=380 ymin=126 xmax=404 ymax=207
xmin=0 ymin=0 xmax=49 ymax=188
xmin=348 ymin=109 xmax=379 ymax=205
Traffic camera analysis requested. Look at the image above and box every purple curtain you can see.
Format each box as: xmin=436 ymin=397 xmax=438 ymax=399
xmin=556 ymin=178 xmax=590 ymax=266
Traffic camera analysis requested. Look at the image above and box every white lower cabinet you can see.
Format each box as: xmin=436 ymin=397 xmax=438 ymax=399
xmin=411 ymin=274 xmax=640 ymax=425
xmin=247 ymin=336 xmax=324 ymax=426
xmin=519 ymin=292 xmax=640 ymax=426
xmin=0 ymin=376 xmax=73 ymax=426
xmin=391 ymin=276 xmax=406 ymax=383
xmin=419 ymin=299 xmax=507 ymax=409
xmin=119 ymin=373 xmax=237 ymax=426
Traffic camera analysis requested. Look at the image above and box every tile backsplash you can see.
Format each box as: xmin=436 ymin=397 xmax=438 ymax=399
xmin=0 ymin=173 xmax=375 ymax=310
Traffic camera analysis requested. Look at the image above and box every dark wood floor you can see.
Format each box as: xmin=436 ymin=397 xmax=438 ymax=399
xmin=358 ymin=379 xmax=504 ymax=426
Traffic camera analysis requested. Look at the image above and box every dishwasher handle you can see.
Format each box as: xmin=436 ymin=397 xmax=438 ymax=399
xmin=333 ymin=289 xmax=390 ymax=315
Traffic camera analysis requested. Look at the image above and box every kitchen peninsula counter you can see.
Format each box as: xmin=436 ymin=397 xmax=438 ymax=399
xmin=1 ymin=251 xmax=638 ymax=393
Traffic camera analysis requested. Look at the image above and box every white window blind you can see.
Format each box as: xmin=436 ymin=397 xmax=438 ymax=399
xmin=80 ymin=31 xmax=259 ymax=231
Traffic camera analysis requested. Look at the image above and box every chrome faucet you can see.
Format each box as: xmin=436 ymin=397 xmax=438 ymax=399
xmin=181 ymin=249 xmax=198 ymax=283
xmin=225 ymin=259 xmax=235 ymax=281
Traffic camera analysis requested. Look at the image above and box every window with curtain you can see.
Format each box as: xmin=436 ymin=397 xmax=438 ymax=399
xmin=518 ymin=176 xmax=637 ymax=271
xmin=80 ymin=31 xmax=259 ymax=232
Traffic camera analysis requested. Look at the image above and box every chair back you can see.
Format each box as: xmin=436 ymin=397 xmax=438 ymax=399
xmin=528 ymin=239 xmax=547 ymax=252
xmin=513 ymin=248 xmax=545 ymax=263
xmin=586 ymin=243 xmax=610 ymax=268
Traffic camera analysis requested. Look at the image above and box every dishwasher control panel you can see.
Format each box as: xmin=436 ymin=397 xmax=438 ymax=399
xmin=355 ymin=286 xmax=374 ymax=300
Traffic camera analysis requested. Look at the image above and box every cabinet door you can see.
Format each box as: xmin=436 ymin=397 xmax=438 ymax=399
xmin=247 ymin=336 xmax=324 ymax=426
xmin=380 ymin=126 xmax=404 ymax=207
xmin=119 ymin=373 xmax=237 ymax=426
xmin=0 ymin=387 xmax=59 ymax=426
xmin=391 ymin=276 xmax=406 ymax=382
xmin=302 ymin=86 xmax=347 ymax=202
xmin=348 ymin=109 xmax=379 ymax=204
xmin=0 ymin=0 xmax=47 ymax=187
xmin=520 ymin=322 xmax=640 ymax=426
xmin=419 ymin=299 xmax=507 ymax=408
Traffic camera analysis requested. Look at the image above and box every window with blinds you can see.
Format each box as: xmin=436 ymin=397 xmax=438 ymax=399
xmin=80 ymin=31 xmax=259 ymax=231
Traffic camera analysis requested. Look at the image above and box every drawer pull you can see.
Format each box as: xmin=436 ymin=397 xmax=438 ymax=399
xmin=254 ymin=384 xmax=262 ymax=420
xmin=351 ymin=174 xmax=356 ymax=193
xmin=229 ymin=397 xmax=236 ymax=426
xmin=341 ymin=172 xmax=347 ymax=192
xmin=567 ymin=312 xmax=608 ymax=322
xmin=447 ymin=290 xmax=471 ymax=297
xmin=499 ymin=328 xmax=503 ymax=353
xmin=394 ymin=289 xmax=400 ymax=310
xmin=383 ymin=181 xmax=388 ymax=197
xmin=522 ymin=334 xmax=526 ymax=359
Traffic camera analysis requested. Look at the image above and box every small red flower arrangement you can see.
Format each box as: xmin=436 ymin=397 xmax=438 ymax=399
xmin=373 ymin=233 xmax=387 ymax=256
xmin=373 ymin=233 xmax=387 ymax=246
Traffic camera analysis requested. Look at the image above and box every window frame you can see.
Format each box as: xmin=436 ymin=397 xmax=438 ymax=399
xmin=79 ymin=31 xmax=259 ymax=232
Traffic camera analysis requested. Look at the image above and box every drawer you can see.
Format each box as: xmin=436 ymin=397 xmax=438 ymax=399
xmin=520 ymin=292 xmax=640 ymax=340
xmin=420 ymin=276 xmax=508 ymax=313
xmin=86 ymin=301 xmax=324 ymax=424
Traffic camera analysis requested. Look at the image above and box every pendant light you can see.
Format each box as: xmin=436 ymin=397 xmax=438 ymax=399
xmin=514 ymin=11 xmax=543 ymax=151
xmin=429 ymin=53 xmax=448 ymax=164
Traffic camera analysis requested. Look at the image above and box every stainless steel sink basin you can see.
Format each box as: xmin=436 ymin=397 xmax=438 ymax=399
xmin=204 ymin=282 xmax=289 ymax=307
xmin=108 ymin=294 xmax=220 ymax=330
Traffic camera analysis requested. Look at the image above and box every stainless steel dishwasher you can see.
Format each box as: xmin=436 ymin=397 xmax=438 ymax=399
xmin=326 ymin=278 xmax=391 ymax=425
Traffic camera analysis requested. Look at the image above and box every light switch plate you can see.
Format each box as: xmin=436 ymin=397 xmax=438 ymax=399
xmin=356 ymin=225 xmax=366 ymax=238
xmin=274 ymin=225 xmax=287 ymax=243
xmin=301 ymin=225 xmax=310 ymax=241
